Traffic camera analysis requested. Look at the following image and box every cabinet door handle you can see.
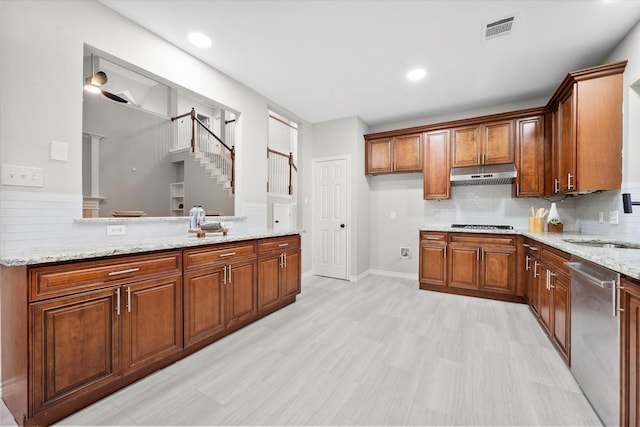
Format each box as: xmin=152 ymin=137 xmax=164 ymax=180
xmin=482 ymin=153 xmax=485 ymax=165
xmin=126 ymin=287 xmax=131 ymax=312
xmin=115 ymin=288 xmax=121 ymax=316
xmin=554 ymin=178 xmax=559 ymax=194
xmin=477 ymin=248 xmax=480 ymax=261
xmin=108 ymin=267 xmax=140 ymax=276
xmin=477 ymin=153 xmax=480 ymax=165
xmin=525 ymin=255 xmax=530 ymax=271
xmin=227 ymin=265 xmax=232 ymax=284
xmin=534 ymin=261 xmax=539 ymax=278
xmin=284 ymin=253 xmax=287 ymax=268
xmin=223 ymin=264 xmax=227 ymax=284
xmin=567 ymin=173 xmax=574 ymax=190
xmin=220 ymin=252 xmax=236 ymax=258
xmin=444 ymin=246 xmax=447 ymax=258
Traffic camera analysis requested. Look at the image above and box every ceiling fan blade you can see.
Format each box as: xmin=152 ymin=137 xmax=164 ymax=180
xmin=101 ymin=90 xmax=129 ymax=103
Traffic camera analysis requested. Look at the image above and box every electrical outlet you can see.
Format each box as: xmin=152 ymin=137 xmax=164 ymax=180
xmin=1 ymin=164 xmax=43 ymax=187
xmin=609 ymin=210 xmax=619 ymax=225
xmin=390 ymin=211 xmax=396 ymax=219
xmin=400 ymin=247 xmax=410 ymax=259
xmin=599 ymin=212 xmax=604 ymax=223
xmin=107 ymin=224 xmax=126 ymax=235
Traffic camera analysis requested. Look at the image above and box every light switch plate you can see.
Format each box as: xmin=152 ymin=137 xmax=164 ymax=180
xmin=1 ymin=164 xmax=44 ymax=187
xmin=51 ymin=140 xmax=69 ymax=161
xmin=609 ymin=210 xmax=619 ymax=225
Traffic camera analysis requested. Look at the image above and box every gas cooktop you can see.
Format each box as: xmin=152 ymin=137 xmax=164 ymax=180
xmin=450 ymin=224 xmax=514 ymax=230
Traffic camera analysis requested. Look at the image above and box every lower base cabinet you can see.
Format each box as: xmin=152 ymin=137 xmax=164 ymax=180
xmin=258 ymin=236 xmax=301 ymax=313
xmin=1 ymin=235 xmax=301 ymax=427
xmin=621 ymin=276 xmax=640 ymax=426
xmin=419 ymin=232 xmax=520 ymax=302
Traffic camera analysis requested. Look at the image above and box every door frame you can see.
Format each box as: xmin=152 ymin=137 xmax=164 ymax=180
xmin=312 ymin=155 xmax=351 ymax=280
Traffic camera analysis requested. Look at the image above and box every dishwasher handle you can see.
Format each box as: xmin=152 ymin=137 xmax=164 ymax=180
xmin=565 ymin=262 xmax=616 ymax=289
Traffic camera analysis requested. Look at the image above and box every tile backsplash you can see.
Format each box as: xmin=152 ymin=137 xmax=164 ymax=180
xmin=423 ymin=184 xmax=577 ymax=230
xmin=574 ymin=183 xmax=640 ymax=241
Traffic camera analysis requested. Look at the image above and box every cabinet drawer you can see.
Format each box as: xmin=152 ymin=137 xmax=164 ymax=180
xmin=449 ymin=234 xmax=516 ymax=247
xmin=541 ymin=246 xmax=570 ymax=275
xmin=258 ymin=236 xmax=300 ymax=254
xmin=420 ymin=232 xmax=447 ymax=243
xmin=29 ymin=251 xmax=182 ymax=302
xmin=184 ymin=243 xmax=256 ymax=271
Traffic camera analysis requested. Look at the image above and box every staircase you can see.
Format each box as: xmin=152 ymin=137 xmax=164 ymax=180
xmin=171 ymin=108 xmax=235 ymax=197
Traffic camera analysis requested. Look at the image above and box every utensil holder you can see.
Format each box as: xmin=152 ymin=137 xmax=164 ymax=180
xmin=547 ymin=223 xmax=563 ymax=233
xmin=528 ymin=217 xmax=544 ymax=233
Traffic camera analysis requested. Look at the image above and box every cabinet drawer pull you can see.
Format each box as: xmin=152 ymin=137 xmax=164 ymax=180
xmin=425 ymin=237 xmax=440 ymax=240
xmin=115 ymin=288 xmax=121 ymax=315
xmin=522 ymin=243 xmax=530 ymax=248
xmin=219 ymin=252 xmax=236 ymax=258
xmin=108 ymin=267 xmax=140 ymax=276
xmin=529 ymin=247 xmax=539 ymax=251
xmin=278 ymin=243 xmax=289 ymax=247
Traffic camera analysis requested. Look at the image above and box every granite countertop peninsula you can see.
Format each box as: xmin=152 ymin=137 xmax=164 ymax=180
xmin=0 ymin=230 xmax=300 ymax=267
xmin=420 ymin=225 xmax=640 ymax=280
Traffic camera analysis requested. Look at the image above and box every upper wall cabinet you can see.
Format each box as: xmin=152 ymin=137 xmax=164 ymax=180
xmin=365 ymin=133 xmax=422 ymax=175
xmin=451 ymin=120 xmax=514 ymax=168
xmin=514 ymin=115 xmax=546 ymax=197
xmin=548 ymin=61 xmax=626 ymax=195
xmin=423 ymin=130 xmax=450 ymax=200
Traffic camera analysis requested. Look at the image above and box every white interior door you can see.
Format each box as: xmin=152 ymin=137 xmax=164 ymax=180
xmin=313 ymin=157 xmax=348 ymax=280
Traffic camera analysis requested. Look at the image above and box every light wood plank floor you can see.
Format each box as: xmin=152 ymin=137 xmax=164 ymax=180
xmin=3 ymin=274 xmax=603 ymax=426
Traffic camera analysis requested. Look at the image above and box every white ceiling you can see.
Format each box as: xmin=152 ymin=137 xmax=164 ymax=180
xmin=99 ymin=0 xmax=640 ymax=126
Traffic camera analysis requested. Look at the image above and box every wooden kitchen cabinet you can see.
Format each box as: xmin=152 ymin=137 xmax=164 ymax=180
xmin=257 ymin=235 xmax=301 ymax=314
xmin=450 ymin=119 xmax=514 ymax=168
xmin=537 ymin=246 xmax=571 ymax=364
xmin=514 ymin=115 xmax=545 ymax=197
xmin=620 ymin=276 xmax=640 ymax=426
xmin=521 ymin=239 xmax=541 ymax=314
xmin=28 ymin=251 xmax=183 ymax=419
xmin=548 ymin=61 xmax=626 ymax=194
xmin=365 ymin=133 xmax=422 ymax=175
xmin=447 ymin=234 xmax=517 ymax=295
xmin=183 ymin=242 xmax=257 ymax=347
xmin=422 ymin=130 xmax=450 ymax=200
xmin=419 ymin=232 xmax=447 ymax=287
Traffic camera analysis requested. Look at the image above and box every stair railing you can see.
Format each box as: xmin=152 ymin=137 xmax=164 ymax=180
xmin=267 ymin=147 xmax=297 ymax=197
xmin=171 ymin=108 xmax=235 ymax=194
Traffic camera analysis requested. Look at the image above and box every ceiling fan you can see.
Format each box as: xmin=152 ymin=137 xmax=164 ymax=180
xmin=84 ymin=54 xmax=128 ymax=103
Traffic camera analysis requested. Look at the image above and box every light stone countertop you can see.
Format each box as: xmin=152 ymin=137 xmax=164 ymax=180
xmin=0 ymin=230 xmax=299 ymax=267
xmin=420 ymin=226 xmax=640 ymax=280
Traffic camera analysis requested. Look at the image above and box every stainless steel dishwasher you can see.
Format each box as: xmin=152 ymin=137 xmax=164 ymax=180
xmin=566 ymin=257 xmax=621 ymax=427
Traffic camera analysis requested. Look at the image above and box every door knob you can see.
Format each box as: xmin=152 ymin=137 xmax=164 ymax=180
xmin=340 ymin=224 xmax=345 ymax=228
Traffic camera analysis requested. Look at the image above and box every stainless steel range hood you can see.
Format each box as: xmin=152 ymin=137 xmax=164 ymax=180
xmin=450 ymin=163 xmax=517 ymax=186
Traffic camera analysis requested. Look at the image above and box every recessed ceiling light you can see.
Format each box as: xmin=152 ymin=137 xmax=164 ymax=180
xmin=407 ymin=68 xmax=426 ymax=81
xmin=188 ymin=32 xmax=212 ymax=48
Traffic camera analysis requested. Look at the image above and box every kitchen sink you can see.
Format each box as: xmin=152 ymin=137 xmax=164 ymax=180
xmin=562 ymin=238 xmax=640 ymax=249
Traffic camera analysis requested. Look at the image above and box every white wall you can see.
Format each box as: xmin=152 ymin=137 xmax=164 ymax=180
xmin=311 ymin=116 xmax=370 ymax=279
xmin=0 ymin=0 xmax=310 ymax=251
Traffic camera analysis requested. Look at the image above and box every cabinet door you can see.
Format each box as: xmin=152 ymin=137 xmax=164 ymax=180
xmin=282 ymin=250 xmax=301 ymax=299
xmin=258 ymin=254 xmax=282 ymax=313
xmin=121 ymin=275 xmax=182 ymax=376
xmin=448 ymin=245 xmax=479 ymax=289
xmin=419 ymin=243 xmax=447 ymax=286
xmin=31 ymin=288 xmax=119 ymax=414
xmin=621 ymin=278 xmax=640 ymax=427
xmin=552 ymin=273 xmax=570 ymax=362
xmin=394 ymin=134 xmax=422 ymax=172
xmin=365 ymin=138 xmax=393 ymax=174
xmin=528 ymin=258 xmax=541 ymax=315
xmin=226 ymin=260 xmax=257 ymax=327
xmin=515 ymin=116 xmax=544 ymax=197
xmin=556 ymin=90 xmax=576 ymax=193
xmin=482 ymin=120 xmax=514 ymax=165
xmin=183 ymin=267 xmax=226 ymax=347
xmin=538 ymin=265 xmax=553 ymax=335
xmin=480 ymin=246 xmax=516 ymax=294
xmin=451 ymin=126 xmax=479 ymax=167
xmin=423 ymin=130 xmax=450 ymax=200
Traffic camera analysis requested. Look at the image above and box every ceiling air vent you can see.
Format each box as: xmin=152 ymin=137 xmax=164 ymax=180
xmin=484 ymin=16 xmax=515 ymax=40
